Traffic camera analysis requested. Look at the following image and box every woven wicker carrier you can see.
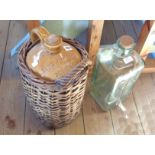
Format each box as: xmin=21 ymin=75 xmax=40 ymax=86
xmin=18 ymin=36 xmax=89 ymax=128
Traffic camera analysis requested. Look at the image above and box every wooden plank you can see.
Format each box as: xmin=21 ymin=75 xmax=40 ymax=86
xmin=132 ymin=20 xmax=155 ymax=73
xmin=101 ymin=20 xmax=117 ymax=44
xmin=82 ymin=79 xmax=114 ymax=135
xmin=113 ymin=20 xmax=137 ymax=41
xmin=0 ymin=21 xmax=27 ymax=134
xmin=112 ymin=20 xmax=125 ymax=38
xmin=121 ymin=20 xmax=138 ymax=41
xmin=55 ymin=112 xmax=84 ymax=135
xmin=131 ymin=20 xmax=143 ymax=37
xmin=87 ymin=20 xmax=104 ymax=73
xmin=0 ymin=21 xmax=10 ymax=81
xmin=143 ymin=58 xmax=155 ymax=73
xmin=27 ymin=20 xmax=40 ymax=32
xmin=111 ymin=93 xmax=144 ymax=134
xmin=133 ymin=74 xmax=155 ymax=134
xmin=135 ymin=20 xmax=155 ymax=59
xmin=83 ymin=90 xmax=114 ymax=134
xmin=134 ymin=21 xmax=148 ymax=57
xmin=0 ymin=21 xmax=10 ymax=134
xmin=111 ymin=20 xmax=144 ymax=134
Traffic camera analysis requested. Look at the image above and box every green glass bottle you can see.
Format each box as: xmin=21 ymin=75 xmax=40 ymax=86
xmin=90 ymin=35 xmax=144 ymax=111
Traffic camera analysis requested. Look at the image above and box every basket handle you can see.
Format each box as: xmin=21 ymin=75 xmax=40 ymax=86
xmin=30 ymin=26 xmax=62 ymax=54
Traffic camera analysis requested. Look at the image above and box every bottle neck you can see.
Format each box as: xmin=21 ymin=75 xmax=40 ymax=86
xmin=112 ymin=43 xmax=134 ymax=70
xmin=116 ymin=42 xmax=134 ymax=57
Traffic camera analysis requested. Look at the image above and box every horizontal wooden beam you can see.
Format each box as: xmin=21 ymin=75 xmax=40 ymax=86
xmin=143 ymin=58 xmax=155 ymax=73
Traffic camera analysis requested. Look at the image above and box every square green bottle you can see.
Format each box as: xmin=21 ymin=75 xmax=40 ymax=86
xmin=90 ymin=35 xmax=144 ymax=111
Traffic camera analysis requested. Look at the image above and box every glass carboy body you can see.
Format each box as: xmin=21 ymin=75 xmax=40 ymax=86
xmin=90 ymin=35 xmax=144 ymax=111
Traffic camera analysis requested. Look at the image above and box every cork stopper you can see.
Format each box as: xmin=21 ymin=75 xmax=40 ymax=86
xmin=118 ymin=35 xmax=135 ymax=49
xmin=43 ymin=34 xmax=62 ymax=53
xmin=44 ymin=34 xmax=60 ymax=45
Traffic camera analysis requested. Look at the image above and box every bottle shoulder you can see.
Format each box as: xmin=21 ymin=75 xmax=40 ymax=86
xmin=96 ymin=48 xmax=144 ymax=77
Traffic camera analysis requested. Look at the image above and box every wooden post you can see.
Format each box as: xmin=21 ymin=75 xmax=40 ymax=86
xmin=135 ymin=20 xmax=155 ymax=73
xmin=87 ymin=20 xmax=104 ymax=73
xmin=135 ymin=20 xmax=155 ymax=60
xmin=27 ymin=20 xmax=40 ymax=32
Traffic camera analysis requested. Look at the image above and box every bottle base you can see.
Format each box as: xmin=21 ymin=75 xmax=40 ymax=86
xmin=90 ymin=91 xmax=115 ymax=112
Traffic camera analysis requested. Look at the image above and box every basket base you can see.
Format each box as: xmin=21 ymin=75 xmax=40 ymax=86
xmin=32 ymin=108 xmax=81 ymax=129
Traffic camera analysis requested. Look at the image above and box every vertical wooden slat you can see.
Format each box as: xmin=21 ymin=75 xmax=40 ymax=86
xmin=132 ymin=20 xmax=155 ymax=73
xmin=113 ymin=20 xmax=138 ymax=41
xmin=0 ymin=21 xmax=10 ymax=134
xmin=27 ymin=20 xmax=40 ymax=32
xmin=0 ymin=21 xmax=10 ymax=82
xmin=87 ymin=20 xmax=104 ymax=73
xmin=101 ymin=20 xmax=117 ymax=44
xmin=0 ymin=21 xmax=27 ymax=134
xmin=131 ymin=20 xmax=143 ymax=37
xmin=135 ymin=20 xmax=155 ymax=59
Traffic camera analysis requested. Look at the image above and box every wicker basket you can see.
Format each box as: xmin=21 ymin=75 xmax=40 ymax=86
xmin=18 ymin=37 xmax=89 ymax=128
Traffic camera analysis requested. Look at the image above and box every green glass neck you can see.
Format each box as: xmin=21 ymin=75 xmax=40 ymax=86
xmin=116 ymin=42 xmax=134 ymax=57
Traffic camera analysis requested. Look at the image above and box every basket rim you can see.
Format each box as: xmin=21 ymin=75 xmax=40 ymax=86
xmin=18 ymin=37 xmax=89 ymax=87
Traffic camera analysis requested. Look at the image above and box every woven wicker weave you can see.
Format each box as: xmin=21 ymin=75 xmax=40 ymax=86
xmin=18 ymin=37 xmax=89 ymax=128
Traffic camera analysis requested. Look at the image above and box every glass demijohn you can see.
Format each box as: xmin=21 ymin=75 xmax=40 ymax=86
xmin=90 ymin=35 xmax=144 ymax=111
